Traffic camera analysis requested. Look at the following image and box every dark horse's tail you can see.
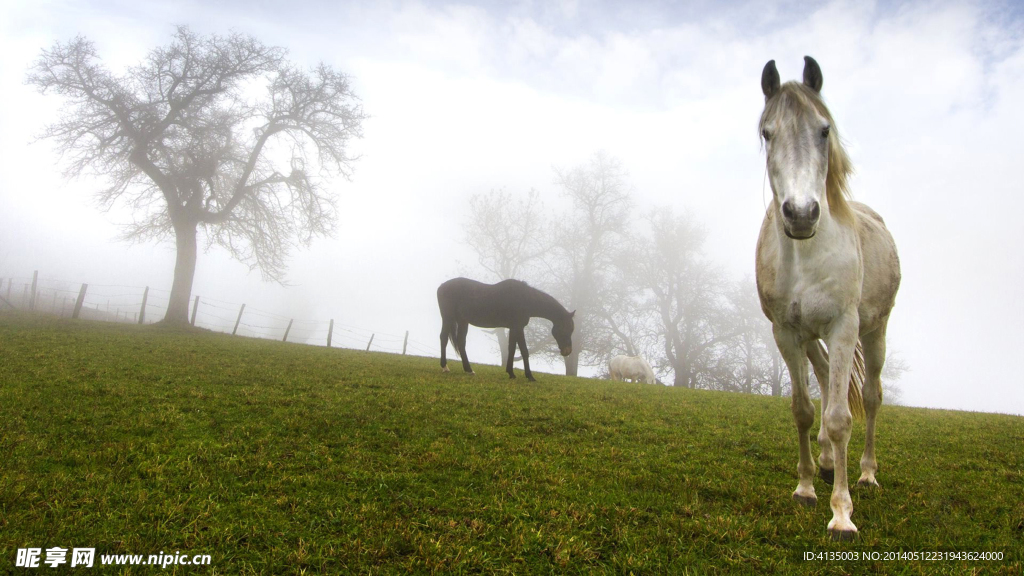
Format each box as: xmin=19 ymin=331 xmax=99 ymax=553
xmin=446 ymin=326 xmax=461 ymax=359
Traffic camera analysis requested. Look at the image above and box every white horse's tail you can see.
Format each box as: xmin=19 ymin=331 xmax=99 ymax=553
xmin=850 ymin=342 xmax=866 ymax=421
xmin=815 ymin=340 xmax=865 ymax=421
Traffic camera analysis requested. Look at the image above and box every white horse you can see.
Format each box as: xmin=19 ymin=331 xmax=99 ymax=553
xmin=756 ymin=57 xmax=901 ymax=540
xmin=609 ymin=355 xmax=657 ymax=384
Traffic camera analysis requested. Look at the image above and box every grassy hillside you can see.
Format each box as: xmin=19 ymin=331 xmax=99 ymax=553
xmin=1 ymin=312 xmax=1021 ymax=574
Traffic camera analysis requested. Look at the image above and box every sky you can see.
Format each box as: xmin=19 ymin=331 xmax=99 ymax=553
xmin=1 ymin=0 xmax=1022 ymax=415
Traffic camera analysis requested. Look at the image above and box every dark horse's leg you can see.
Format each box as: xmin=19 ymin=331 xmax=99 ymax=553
xmin=457 ymin=321 xmax=474 ymax=374
xmin=510 ymin=325 xmax=535 ymax=382
xmin=439 ymin=316 xmax=454 ymax=372
xmin=505 ymin=325 xmax=519 ymax=379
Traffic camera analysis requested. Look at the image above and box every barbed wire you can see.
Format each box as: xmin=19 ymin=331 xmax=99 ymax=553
xmin=1 ymin=270 xmax=437 ymax=357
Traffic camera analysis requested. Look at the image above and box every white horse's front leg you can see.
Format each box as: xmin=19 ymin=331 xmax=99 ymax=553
xmin=824 ymin=313 xmax=860 ymax=540
xmin=775 ymin=327 xmax=817 ymax=507
xmin=806 ymin=341 xmax=834 ymax=483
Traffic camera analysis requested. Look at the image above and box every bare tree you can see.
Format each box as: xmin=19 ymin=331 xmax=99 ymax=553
xmin=626 ymin=208 xmax=730 ymax=388
xmin=595 ymin=250 xmax=662 ymax=360
xmin=464 ymin=188 xmax=548 ymax=281
xmin=880 ymin=350 xmax=909 ymax=405
xmin=462 ymin=187 xmax=548 ymax=364
xmin=715 ymin=278 xmax=786 ymax=396
xmin=28 ymin=27 xmax=367 ymax=324
xmin=766 ymin=341 xmax=788 ymax=397
xmin=541 ymin=151 xmax=632 ymax=376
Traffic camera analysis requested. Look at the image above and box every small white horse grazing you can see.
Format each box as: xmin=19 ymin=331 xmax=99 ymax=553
xmin=756 ymin=57 xmax=900 ymax=540
xmin=609 ymin=355 xmax=657 ymax=384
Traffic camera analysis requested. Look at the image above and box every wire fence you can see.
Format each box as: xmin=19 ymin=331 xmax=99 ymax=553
xmin=0 ymin=271 xmax=438 ymax=358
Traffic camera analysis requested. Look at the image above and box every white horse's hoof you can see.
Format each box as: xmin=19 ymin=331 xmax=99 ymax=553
xmin=828 ymin=517 xmax=858 ymax=540
xmin=819 ymin=468 xmax=834 ymax=485
xmin=792 ymin=493 xmax=817 ymax=507
xmin=828 ymin=528 xmax=858 ymax=542
xmin=857 ymin=477 xmax=880 ymax=488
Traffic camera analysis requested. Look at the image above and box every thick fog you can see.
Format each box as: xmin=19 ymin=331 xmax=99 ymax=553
xmin=1 ymin=0 xmax=1022 ymax=415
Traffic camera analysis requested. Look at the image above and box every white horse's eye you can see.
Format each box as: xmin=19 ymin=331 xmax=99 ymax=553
xmin=821 ymin=125 xmax=831 ymax=139
xmin=762 ymin=129 xmax=771 ymax=142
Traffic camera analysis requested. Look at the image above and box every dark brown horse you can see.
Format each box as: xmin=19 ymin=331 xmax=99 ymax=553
xmin=437 ymin=277 xmax=574 ymax=381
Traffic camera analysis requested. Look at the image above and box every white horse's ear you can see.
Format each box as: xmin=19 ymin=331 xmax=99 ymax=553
xmin=570 ymin=310 xmax=576 ymax=318
xmin=803 ymin=55 xmax=823 ymax=92
xmin=762 ymin=59 xmax=780 ymax=99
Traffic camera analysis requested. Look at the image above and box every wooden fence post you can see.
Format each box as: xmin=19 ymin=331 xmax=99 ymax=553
xmin=72 ymin=284 xmax=88 ymax=319
xmin=365 ymin=334 xmax=375 ymax=351
xmin=232 ymin=304 xmax=246 ymax=335
xmin=327 ymin=319 xmax=334 ymax=347
xmin=138 ymin=287 xmax=149 ymax=324
xmin=283 ymin=319 xmax=294 ymax=342
xmin=29 ymin=271 xmax=38 ymax=311
xmin=402 ymin=331 xmax=409 ymax=355
xmin=190 ymin=296 xmax=199 ymax=326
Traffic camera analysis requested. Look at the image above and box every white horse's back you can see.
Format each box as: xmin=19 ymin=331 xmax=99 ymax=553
xmin=609 ymin=355 xmax=656 ymax=384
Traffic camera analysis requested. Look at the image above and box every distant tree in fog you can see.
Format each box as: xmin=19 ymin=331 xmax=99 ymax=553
xmin=541 ymin=151 xmax=633 ymax=376
xmin=464 ymin=188 xmax=548 ymax=281
xmin=624 ymin=209 xmax=729 ymax=388
xmin=594 ymin=246 xmax=662 ymax=363
xmin=880 ymin=351 xmax=909 ymax=405
xmin=462 ymin=188 xmax=549 ymax=365
xmin=28 ymin=26 xmax=366 ymax=325
xmin=714 ymin=278 xmax=787 ymax=396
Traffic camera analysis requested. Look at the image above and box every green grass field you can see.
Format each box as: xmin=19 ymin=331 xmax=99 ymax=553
xmin=1 ymin=312 xmax=1021 ymax=574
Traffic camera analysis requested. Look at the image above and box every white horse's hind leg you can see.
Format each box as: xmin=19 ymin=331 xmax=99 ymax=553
xmin=823 ymin=314 xmax=860 ymax=540
xmin=775 ymin=327 xmax=817 ymax=507
xmin=858 ymin=325 xmax=887 ymax=487
xmin=806 ymin=341 xmax=834 ymax=484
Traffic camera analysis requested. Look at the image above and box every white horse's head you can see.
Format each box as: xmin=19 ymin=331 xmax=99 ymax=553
xmin=759 ymin=56 xmax=853 ymax=240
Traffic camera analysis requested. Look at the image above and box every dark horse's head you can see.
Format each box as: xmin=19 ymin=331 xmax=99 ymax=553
xmin=552 ymin=310 xmax=575 ymax=357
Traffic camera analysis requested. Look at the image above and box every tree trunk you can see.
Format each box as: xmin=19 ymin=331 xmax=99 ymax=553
xmin=564 ymin=350 xmax=579 ymax=377
xmin=770 ymin=353 xmax=783 ymax=397
xmin=495 ymin=328 xmax=522 ymax=366
xmin=163 ymin=220 xmax=199 ymax=325
xmin=563 ymin=330 xmax=581 ymax=376
xmin=495 ymin=329 xmax=510 ymax=366
xmin=673 ymin=362 xmax=693 ymax=388
xmin=743 ymin=341 xmax=754 ymax=394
